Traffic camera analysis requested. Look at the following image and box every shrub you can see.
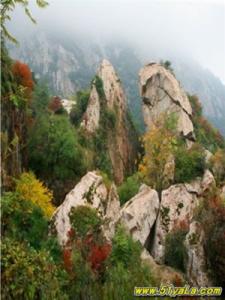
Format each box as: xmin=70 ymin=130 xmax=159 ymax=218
xmin=94 ymin=75 xmax=105 ymax=99
xmin=70 ymin=90 xmax=90 ymax=126
xmin=110 ymin=225 xmax=141 ymax=267
xmin=64 ymin=206 xmax=111 ymax=298
xmin=118 ymin=173 xmax=140 ymax=205
xmin=69 ymin=206 xmax=102 ymax=240
xmin=103 ymin=107 xmax=117 ymax=129
xmin=209 ymin=148 xmax=225 ymax=184
xmin=195 ymin=188 xmax=225 ymax=286
xmin=103 ymin=225 xmax=155 ymax=299
xmin=165 ymin=228 xmax=188 ymax=272
xmin=2 ymin=192 xmax=49 ymax=249
xmin=1 ymin=238 xmax=68 ymax=300
xmin=93 ymin=129 xmax=113 ymax=178
xmin=15 ymin=172 xmax=55 ymax=218
xmin=174 ymin=143 xmax=206 ymax=183
xmin=189 ymin=95 xmax=225 ymax=152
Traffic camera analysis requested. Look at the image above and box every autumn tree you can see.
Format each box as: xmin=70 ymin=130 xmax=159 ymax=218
xmin=139 ymin=114 xmax=177 ymax=195
xmin=15 ymin=172 xmax=55 ymax=218
xmin=48 ymin=96 xmax=64 ymax=114
xmin=12 ymin=61 xmax=34 ymax=99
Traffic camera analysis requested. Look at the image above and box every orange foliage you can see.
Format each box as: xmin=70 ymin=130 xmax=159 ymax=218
xmin=12 ymin=61 xmax=33 ymax=96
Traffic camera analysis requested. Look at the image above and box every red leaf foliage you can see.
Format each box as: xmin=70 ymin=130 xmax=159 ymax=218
xmin=63 ymin=247 xmax=73 ymax=273
xmin=12 ymin=61 xmax=34 ymax=92
xmin=48 ymin=96 xmax=63 ymax=113
xmin=88 ymin=243 xmax=111 ymax=272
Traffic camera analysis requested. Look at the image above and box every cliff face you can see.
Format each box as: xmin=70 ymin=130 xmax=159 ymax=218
xmin=81 ymin=59 xmax=138 ymax=184
xmin=139 ymin=63 xmax=195 ymax=140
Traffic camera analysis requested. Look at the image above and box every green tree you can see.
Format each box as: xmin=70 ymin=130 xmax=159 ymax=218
xmin=32 ymin=82 xmax=50 ymax=115
xmin=118 ymin=173 xmax=140 ymax=205
xmin=70 ymin=90 xmax=90 ymax=126
xmin=174 ymin=142 xmax=206 ymax=183
xmin=28 ymin=114 xmax=86 ymax=182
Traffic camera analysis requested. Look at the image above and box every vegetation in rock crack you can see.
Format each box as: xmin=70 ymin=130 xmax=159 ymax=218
xmin=165 ymin=228 xmax=188 ymax=273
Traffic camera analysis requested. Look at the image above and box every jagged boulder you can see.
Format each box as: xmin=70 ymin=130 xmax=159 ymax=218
xmin=52 ymin=171 xmax=120 ymax=245
xmin=139 ymin=63 xmax=194 ymax=140
xmin=152 ymin=170 xmax=216 ymax=264
xmin=119 ymin=184 xmax=159 ymax=247
xmin=81 ymin=59 xmax=138 ymax=184
xmin=184 ymin=221 xmax=212 ymax=287
xmin=151 ymin=183 xmax=199 ymax=263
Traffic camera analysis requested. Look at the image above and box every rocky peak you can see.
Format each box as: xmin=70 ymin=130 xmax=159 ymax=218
xmin=81 ymin=59 xmax=138 ymax=184
xmin=97 ymin=59 xmax=126 ymax=111
xmin=139 ymin=63 xmax=195 ymax=140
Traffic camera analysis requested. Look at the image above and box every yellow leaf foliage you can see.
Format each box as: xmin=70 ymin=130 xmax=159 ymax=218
xmin=16 ymin=172 xmax=55 ymax=218
xmin=139 ymin=114 xmax=177 ymax=192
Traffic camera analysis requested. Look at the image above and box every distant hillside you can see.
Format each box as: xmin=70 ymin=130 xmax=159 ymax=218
xmin=8 ymin=31 xmax=225 ymax=135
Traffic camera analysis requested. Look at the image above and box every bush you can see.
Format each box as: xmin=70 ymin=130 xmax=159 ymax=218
xmin=189 ymin=95 xmax=225 ymax=152
xmin=103 ymin=225 xmax=155 ymax=299
xmin=70 ymin=90 xmax=90 ymax=126
xmin=174 ymin=143 xmax=206 ymax=183
xmin=209 ymin=148 xmax=225 ymax=184
xmin=110 ymin=225 xmax=141 ymax=267
xmin=15 ymin=172 xmax=55 ymax=218
xmin=103 ymin=107 xmax=117 ymax=129
xmin=1 ymin=238 xmax=68 ymax=300
xmin=93 ymin=129 xmax=113 ymax=178
xmin=94 ymin=75 xmax=105 ymax=99
xmin=165 ymin=228 xmax=188 ymax=272
xmin=195 ymin=188 xmax=225 ymax=286
xmin=118 ymin=173 xmax=140 ymax=205
xmin=69 ymin=206 xmax=102 ymax=240
xmin=2 ymin=192 xmax=49 ymax=250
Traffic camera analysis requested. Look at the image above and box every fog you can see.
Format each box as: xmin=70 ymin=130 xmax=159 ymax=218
xmin=8 ymin=0 xmax=225 ymax=83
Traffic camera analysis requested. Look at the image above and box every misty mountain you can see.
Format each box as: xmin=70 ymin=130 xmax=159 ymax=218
xmin=8 ymin=31 xmax=225 ymax=135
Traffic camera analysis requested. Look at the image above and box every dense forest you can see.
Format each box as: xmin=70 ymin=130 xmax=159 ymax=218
xmin=1 ymin=1 xmax=225 ymax=299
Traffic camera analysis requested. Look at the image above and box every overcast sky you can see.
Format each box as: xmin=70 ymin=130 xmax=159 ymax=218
xmin=9 ymin=0 xmax=225 ymax=83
